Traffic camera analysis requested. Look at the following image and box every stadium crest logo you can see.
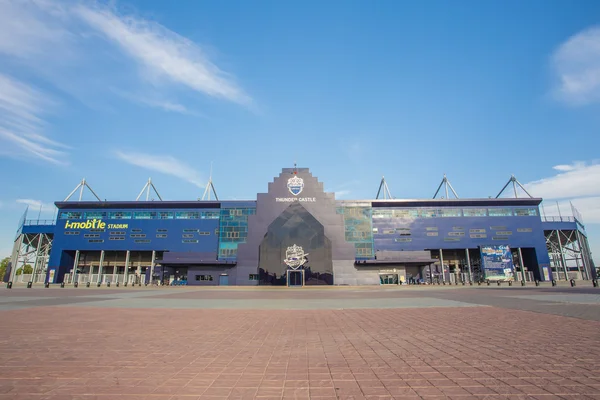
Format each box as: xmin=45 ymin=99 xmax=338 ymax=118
xmin=283 ymin=244 xmax=308 ymax=270
xmin=287 ymin=175 xmax=304 ymax=196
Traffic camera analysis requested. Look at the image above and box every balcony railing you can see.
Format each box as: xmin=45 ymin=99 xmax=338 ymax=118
xmin=23 ymin=219 xmax=56 ymax=226
xmin=542 ymin=216 xmax=575 ymax=223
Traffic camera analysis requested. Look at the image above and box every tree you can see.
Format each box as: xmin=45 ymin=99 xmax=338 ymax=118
xmin=16 ymin=264 xmax=33 ymax=276
xmin=0 ymin=257 xmax=9 ymax=282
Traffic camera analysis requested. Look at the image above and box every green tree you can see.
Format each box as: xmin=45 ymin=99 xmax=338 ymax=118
xmin=0 ymin=257 xmax=9 ymax=281
xmin=16 ymin=264 xmax=33 ymax=276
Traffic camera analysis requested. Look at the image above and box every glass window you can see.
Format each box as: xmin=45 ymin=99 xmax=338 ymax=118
xmin=249 ymin=274 xmax=259 ymax=281
xmin=183 ymin=239 xmax=198 ymax=243
xmin=59 ymin=211 xmax=82 ymax=219
xmin=158 ymin=212 xmax=173 ymax=219
xmin=157 ymin=229 xmax=167 ymax=232
xmin=182 ymin=234 xmax=194 ymax=238
xmin=463 ymin=208 xmax=487 ymax=217
xmin=85 ymin=211 xmax=106 ymax=219
xmin=201 ymin=211 xmax=220 ymax=219
xmin=156 ymin=234 xmax=167 ymax=238
xmin=134 ymin=239 xmax=151 ymax=243
xmin=133 ymin=211 xmax=156 ymax=219
xmin=419 ymin=209 xmax=437 ymax=218
xmin=439 ymin=208 xmax=462 ymax=217
xmin=175 ymin=211 xmax=199 ymax=219
xmin=195 ymin=275 xmax=213 ymax=281
xmin=108 ymin=211 xmax=132 ymax=219
xmin=88 ymin=239 xmax=104 ymax=243
xmin=514 ymin=208 xmax=538 ymax=216
xmin=517 ymin=228 xmax=533 ymax=232
xmin=488 ymin=208 xmax=513 ymax=217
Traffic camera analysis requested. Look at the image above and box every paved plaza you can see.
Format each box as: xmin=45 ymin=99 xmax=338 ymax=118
xmin=0 ymin=285 xmax=599 ymax=400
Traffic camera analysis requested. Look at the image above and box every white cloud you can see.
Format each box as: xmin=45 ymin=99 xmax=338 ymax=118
xmin=0 ymin=72 xmax=68 ymax=164
xmin=0 ymin=0 xmax=250 ymax=115
xmin=15 ymin=198 xmax=56 ymax=213
xmin=114 ymin=150 xmax=205 ymax=188
xmin=552 ymin=26 xmax=600 ymax=105
xmin=110 ymin=88 xmax=200 ymax=116
xmin=74 ymin=3 xmax=251 ymax=105
xmin=525 ymin=161 xmax=600 ymax=224
xmin=525 ymin=161 xmax=600 ymax=200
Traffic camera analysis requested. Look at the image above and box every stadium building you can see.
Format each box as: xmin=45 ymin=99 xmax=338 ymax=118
xmin=6 ymin=167 xmax=596 ymax=287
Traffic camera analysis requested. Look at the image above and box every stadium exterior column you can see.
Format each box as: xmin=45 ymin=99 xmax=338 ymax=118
xmin=123 ymin=250 xmax=130 ymax=285
xmin=72 ymin=250 xmax=80 ymax=284
xmin=465 ymin=249 xmax=472 ymax=282
xmin=556 ymin=231 xmax=569 ymax=280
xmin=150 ymin=250 xmax=156 ymax=284
xmin=29 ymin=234 xmax=43 ymax=284
xmin=439 ymin=249 xmax=445 ymax=283
xmin=98 ymin=250 xmax=105 ymax=284
xmin=575 ymin=231 xmax=591 ymax=280
xmin=9 ymin=234 xmax=23 ymax=284
xmin=517 ymin=247 xmax=526 ymax=282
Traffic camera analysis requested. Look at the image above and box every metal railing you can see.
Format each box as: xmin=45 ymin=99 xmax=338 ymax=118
xmin=542 ymin=216 xmax=575 ymax=223
xmin=23 ymin=219 xmax=56 ymax=226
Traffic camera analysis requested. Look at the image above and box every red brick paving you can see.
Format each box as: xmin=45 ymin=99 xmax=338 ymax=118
xmin=0 ymin=306 xmax=599 ymax=399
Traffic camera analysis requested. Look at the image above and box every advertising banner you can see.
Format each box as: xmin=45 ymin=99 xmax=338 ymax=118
xmin=479 ymin=245 xmax=515 ymax=281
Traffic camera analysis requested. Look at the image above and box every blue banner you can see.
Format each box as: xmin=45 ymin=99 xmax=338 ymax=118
xmin=479 ymin=245 xmax=515 ymax=281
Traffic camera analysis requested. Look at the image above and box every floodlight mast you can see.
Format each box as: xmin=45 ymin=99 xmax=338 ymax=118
xmin=136 ymin=178 xmax=163 ymax=201
xmin=375 ymin=176 xmax=393 ymax=199
xmin=63 ymin=179 xmax=102 ymax=201
xmin=495 ymin=175 xmax=533 ymax=198
xmin=433 ymin=174 xmax=459 ymax=199
xmin=202 ymin=162 xmax=219 ymax=201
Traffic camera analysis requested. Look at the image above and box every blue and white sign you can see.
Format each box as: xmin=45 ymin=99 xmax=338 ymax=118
xmin=480 ymin=245 xmax=515 ymax=281
xmin=287 ymin=176 xmax=304 ymax=196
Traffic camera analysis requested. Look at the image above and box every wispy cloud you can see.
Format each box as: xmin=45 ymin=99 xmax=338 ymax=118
xmin=524 ymin=161 xmax=600 ymax=223
xmin=111 ymin=88 xmax=200 ymax=116
xmin=114 ymin=150 xmax=205 ymax=188
xmin=0 ymin=0 xmax=250 ymax=116
xmin=525 ymin=161 xmax=600 ymax=200
xmin=551 ymin=26 xmax=600 ymax=105
xmin=15 ymin=198 xmax=56 ymax=213
xmin=0 ymin=72 xmax=68 ymax=164
xmin=75 ymin=4 xmax=251 ymax=106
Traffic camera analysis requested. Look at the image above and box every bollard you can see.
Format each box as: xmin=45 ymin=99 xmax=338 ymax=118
xmin=44 ymin=282 xmax=50 ymax=288
xmin=478 ymin=281 xmax=481 ymax=286
xmin=86 ymin=282 xmax=90 ymax=288
xmin=60 ymin=282 xmax=65 ymax=288
xmin=521 ymin=280 xmax=526 ymax=286
xmin=497 ymin=281 xmax=501 ymax=286
xmin=570 ymin=279 xmax=576 ymax=287
xmin=552 ymin=280 xmax=557 ymax=287
xmin=74 ymin=282 xmax=78 ymax=288
xmin=487 ymin=281 xmax=491 ymax=286
xmin=7 ymin=281 xmax=12 ymax=289
xmin=107 ymin=282 xmax=111 ymax=288
xmin=27 ymin=281 xmax=33 ymax=288
xmin=462 ymin=281 xmax=465 ymax=286
xmin=593 ymin=279 xmax=598 ymax=288
xmin=535 ymin=280 xmax=540 ymax=286
xmin=508 ymin=281 xmax=512 ymax=286
xmin=144 ymin=283 xmax=148 ymax=286
xmin=97 ymin=282 xmax=101 ymax=287
xmin=124 ymin=282 xmax=127 ymax=287
xmin=469 ymin=281 xmax=473 ymax=286
xmin=116 ymin=282 xmax=119 ymax=287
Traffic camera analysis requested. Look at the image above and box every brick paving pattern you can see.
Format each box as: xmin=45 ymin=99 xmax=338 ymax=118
xmin=0 ymin=286 xmax=599 ymax=399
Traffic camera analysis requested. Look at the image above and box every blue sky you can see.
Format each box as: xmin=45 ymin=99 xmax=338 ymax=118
xmin=1 ymin=0 xmax=599 ymax=264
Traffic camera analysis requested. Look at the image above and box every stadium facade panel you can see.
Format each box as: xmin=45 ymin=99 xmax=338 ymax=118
xmin=9 ymin=168 xmax=596 ymax=286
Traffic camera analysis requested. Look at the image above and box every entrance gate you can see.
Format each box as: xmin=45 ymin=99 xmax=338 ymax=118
xmin=379 ymin=274 xmax=398 ymax=285
xmin=287 ymin=269 xmax=304 ymax=287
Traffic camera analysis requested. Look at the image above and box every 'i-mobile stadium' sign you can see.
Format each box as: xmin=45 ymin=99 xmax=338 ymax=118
xmin=64 ymin=219 xmax=129 ymax=230
xmin=276 ymin=176 xmax=317 ymax=203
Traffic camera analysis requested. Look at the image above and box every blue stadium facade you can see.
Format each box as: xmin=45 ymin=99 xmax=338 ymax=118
xmin=8 ymin=167 xmax=596 ymax=286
